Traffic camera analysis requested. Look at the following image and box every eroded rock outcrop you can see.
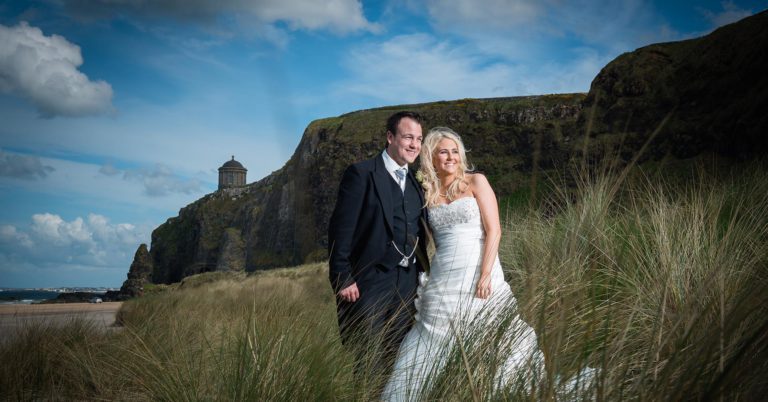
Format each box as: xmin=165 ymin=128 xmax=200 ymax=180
xmin=119 ymin=244 xmax=153 ymax=298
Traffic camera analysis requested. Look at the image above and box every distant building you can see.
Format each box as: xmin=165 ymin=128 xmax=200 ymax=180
xmin=218 ymin=156 xmax=247 ymax=190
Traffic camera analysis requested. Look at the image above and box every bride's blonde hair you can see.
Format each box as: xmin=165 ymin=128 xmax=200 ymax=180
xmin=418 ymin=127 xmax=473 ymax=207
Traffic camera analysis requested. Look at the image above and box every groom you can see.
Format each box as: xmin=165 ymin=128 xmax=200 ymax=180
xmin=328 ymin=111 xmax=430 ymax=375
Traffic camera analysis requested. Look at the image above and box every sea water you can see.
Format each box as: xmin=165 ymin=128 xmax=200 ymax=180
xmin=0 ymin=290 xmax=63 ymax=304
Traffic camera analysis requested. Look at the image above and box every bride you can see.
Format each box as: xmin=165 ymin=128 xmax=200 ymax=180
xmin=381 ymin=127 xmax=545 ymax=401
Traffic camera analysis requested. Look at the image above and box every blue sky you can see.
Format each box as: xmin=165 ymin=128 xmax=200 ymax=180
xmin=0 ymin=0 xmax=765 ymax=288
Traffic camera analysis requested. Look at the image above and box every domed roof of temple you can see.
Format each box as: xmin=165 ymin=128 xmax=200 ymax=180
xmin=220 ymin=156 xmax=246 ymax=170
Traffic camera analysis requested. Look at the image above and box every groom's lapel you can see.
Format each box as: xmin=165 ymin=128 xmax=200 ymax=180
xmin=372 ymin=155 xmax=394 ymax=235
xmin=407 ymin=170 xmax=428 ymax=221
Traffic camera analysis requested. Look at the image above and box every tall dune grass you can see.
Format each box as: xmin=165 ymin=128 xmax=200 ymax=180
xmin=0 ymin=264 xmax=360 ymax=401
xmin=501 ymin=164 xmax=768 ymax=400
xmin=111 ymin=266 xmax=351 ymax=401
xmin=1 ymin=165 xmax=767 ymax=400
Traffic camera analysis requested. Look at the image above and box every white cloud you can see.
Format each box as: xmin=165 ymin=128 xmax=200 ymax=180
xmin=31 ymin=213 xmax=92 ymax=246
xmin=0 ymin=22 xmax=114 ymax=118
xmin=245 ymin=0 xmax=379 ymax=34
xmin=333 ymin=0 xmax=682 ymax=104
xmin=0 ymin=155 xmax=213 ymax=223
xmin=699 ymin=1 xmax=754 ymax=28
xmin=87 ymin=214 xmax=139 ymax=245
xmin=424 ymin=0 xmax=675 ymax=54
xmin=0 ymin=148 xmax=55 ymax=179
xmin=0 ymin=224 xmax=33 ymax=248
xmin=339 ymin=34 xmax=516 ymax=103
xmin=0 ymin=95 xmax=288 ymax=184
xmin=62 ymin=0 xmax=380 ymax=36
xmin=1 ymin=212 xmax=149 ymax=269
xmin=0 ymin=156 xmax=191 ymax=286
xmin=337 ymin=34 xmax=607 ymax=103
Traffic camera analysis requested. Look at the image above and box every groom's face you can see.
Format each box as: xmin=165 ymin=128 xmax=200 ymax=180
xmin=386 ymin=117 xmax=423 ymax=166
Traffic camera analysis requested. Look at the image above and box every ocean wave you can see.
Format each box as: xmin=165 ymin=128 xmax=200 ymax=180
xmin=0 ymin=299 xmax=43 ymax=305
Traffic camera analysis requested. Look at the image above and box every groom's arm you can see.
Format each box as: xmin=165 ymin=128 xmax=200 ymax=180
xmin=328 ymin=164 xmax=366 ymax=295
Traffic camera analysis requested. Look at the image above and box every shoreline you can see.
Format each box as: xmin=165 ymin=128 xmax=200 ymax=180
xmin=0 ymin=302 xmax=123 ymax=340
xmin=0 ymin=302 xmax=123 ymax=315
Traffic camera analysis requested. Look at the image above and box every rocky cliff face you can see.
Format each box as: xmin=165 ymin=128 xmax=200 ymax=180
xmin=578 ymin=10 xmax=767 ymax=161
xmin=125 ymin=11 xmax=768 ymax=286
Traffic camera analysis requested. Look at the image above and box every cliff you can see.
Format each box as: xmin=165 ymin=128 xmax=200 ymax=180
xmin=146 ymin=95 xmax=584 ymax=284
xmin=123 ymin=10 xmax=767 ymax=287
xmin=579 ymin=10 xmax=768 ymax=161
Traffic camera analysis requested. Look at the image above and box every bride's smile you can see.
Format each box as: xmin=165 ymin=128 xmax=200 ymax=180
xmin=434 ymin=138 xmax=461 ymax=179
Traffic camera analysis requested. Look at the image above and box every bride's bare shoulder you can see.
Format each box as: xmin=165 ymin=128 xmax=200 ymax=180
xmin=466 ymin=172 xmax=490 ymax=188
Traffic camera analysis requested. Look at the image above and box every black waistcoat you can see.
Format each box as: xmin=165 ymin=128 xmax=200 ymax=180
xmin=389 ymin=174 xmax=422 ymax=266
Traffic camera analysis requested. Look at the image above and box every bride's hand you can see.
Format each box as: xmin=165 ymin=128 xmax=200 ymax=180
xmin=475 ymin=274 xmax=492 ymax=299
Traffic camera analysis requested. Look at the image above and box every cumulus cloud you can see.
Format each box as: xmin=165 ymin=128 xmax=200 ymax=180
xmin=0 ymin=224 xmax=33 ymax=248
xmin=30 ymin=213 xmax=92 ymax=246
xmin=0 ymin=148 xmax=55 ymax=180
xmin=0 ymin=213 xmax=148 ymax=269
xmin=699 ymin=1 xmax=754 ymax=28
xmin=99 ymin=162 xmax=204 ymax=197
xmin=86 ymin=214 xmax=141 ymax=245
xmin=0 ymin=22 xmax=114 ymax=118
xmin=62 ymin=0 xmax=379 ymax=35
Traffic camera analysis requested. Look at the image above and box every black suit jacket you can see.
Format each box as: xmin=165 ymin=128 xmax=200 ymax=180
xmin=328 ymin=154 xmax=430 ymax=293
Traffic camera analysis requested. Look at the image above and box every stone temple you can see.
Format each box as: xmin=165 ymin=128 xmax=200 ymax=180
xmin=218 ymin=156 xmax=247 ymax=190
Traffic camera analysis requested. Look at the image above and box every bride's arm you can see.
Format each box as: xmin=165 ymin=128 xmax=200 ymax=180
xmin=471 ymin=173 xmax=501 ymax=299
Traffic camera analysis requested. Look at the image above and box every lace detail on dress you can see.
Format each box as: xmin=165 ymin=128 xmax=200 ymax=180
xmin=428 ymin=197 xmax=481 ymax=230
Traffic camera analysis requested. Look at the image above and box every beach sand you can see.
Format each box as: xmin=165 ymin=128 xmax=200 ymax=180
xmin=0 ymin=302 xmax=123 ymax=340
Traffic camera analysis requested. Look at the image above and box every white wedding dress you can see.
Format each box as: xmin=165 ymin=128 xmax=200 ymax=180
xmin=382 ymin=197 xmax=545 ymax=401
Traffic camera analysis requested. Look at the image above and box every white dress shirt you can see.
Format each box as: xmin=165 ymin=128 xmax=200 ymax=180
xmin=381 ymin=150 xmax=408 ymax=192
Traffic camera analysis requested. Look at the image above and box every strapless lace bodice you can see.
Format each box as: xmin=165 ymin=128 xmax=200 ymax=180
xmin=428 ymin=197 xmax=482 ymax=231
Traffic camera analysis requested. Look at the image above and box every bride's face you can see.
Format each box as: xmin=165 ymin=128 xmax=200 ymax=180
xmin=433 ymin=138 xmax=460 ymax=177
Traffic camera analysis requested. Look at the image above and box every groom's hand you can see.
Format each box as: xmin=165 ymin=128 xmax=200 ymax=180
xmin=338 ymin=282 xmax=360 ymax=302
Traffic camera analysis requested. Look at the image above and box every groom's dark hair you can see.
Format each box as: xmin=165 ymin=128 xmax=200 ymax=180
xmin=386 ymin=111 xmax=423 ymax=136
